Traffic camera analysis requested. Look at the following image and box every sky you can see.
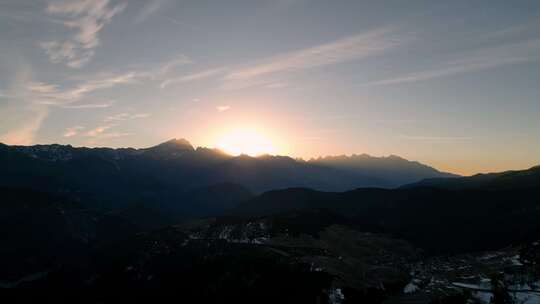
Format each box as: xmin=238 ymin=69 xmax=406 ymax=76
xmin=1 ymin=0 xmax=540 ymax=175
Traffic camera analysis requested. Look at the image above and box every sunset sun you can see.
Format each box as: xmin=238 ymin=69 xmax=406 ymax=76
xmin=216 ymin=129 xmax=276 ymax=156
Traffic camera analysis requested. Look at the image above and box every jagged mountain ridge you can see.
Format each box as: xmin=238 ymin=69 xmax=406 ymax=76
xmin=311 ymin=154 xmax=458 ymax=187
xmin=4 ymin=138 xmax=455 ymax=193
xmin=0 ymin=138 xmax=462 ymax=257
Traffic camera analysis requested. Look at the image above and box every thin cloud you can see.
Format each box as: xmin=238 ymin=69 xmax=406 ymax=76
xmin=363 ymin=38 xmax=540 ymax=87
xmin=216 ymin=105 xmax=230 ymax=112
xmin=66 ymin=72 xmax=141 ymax=99
xmin=83 ymin=124 xmax=131 ymax=145
xmin=77 ymin=111 xmax=147 ymax=143
xmin=122 ymin=54 xmax=193 ymax=86
xmin=13 ymin=50 xmax=193 ymax=128
xmin=4 ymin=70 xmax=142 ymax=145
xmin=60 ymin=100 xmax=115 ymax=109
xmin=0 ymin=107 xmax=48 ymax=145
xmin=155 ymin=55 xmax=193 ymax=76
xmin=0 ymin=63 xmax=49 ymax=145
xmin=28 ymin=71 xmax=141 ymax=106
xmin=41 ymin=0 xmax=127 ymax=68
xmin=134 ymin=0 xmax=168 ymax=24
xmin=104 ymin=113 xmax=129 ymax=121
xmin=164 ymin=16 xmax=198 ymax=30
xmin=164 ymin=27 xmax=405 ymax=91
xmin=160 ymin=67 xmax=227 ymax=88
xmin=3 ymin=62 xmax=142 ymax=145
xmin=224 ymin=27 xmax=403 ymax=81
xmin=400 ymin=134 xmax=473 ymax=142
xmin=85 ymin=132 xmax=131 ymax=146
xmin=85 ymin=124 xmax=114 ymax=137
xmin=121 ymin=54 xmax=192 ymax=80
xmin=130 ymin=113 xmax=150 ymax=119
xmin=93 ymin=132 xmax=131 ymax=139
xmin=27 ymin=82 xmax=60 ymax=94
xmin=0 ymin=62 xmax=49 ymax=145
xmin=30 ymin=53 xmax=192 ymax=105
xmin=104 ymin=112 xmax=150 ymax=122
xmin=218 ymin=77 xmax=279 ymax=91
xmin=483 ymin=17 xmax=540 ymax=40
xmin=63 ymin=126 xmax=84 ymax=137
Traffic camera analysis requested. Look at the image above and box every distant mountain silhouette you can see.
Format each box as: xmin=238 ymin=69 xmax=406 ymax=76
xmin=141 ymin=138 xmax=195 ymax=159
xmin=404 ymin=165 xmax=540 ymax=190
xmin=310 ymin=154 xmax=458 ymax=187
xmin=2 ymin=138 xmax=453 ymax=195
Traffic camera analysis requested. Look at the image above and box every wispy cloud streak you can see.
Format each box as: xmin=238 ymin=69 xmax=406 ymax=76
xmin=160 ymin=27 xmax=405 ymax=90
xmin=400 ymin=134 xmax=474 ymax=142
xmin=216 ymin=105 xmax=230 ymax=112
xmin=41 ymin=0 xmax=127 ymax=68
xmin=28 ymin=72 xmax=140 ymax=106
xmin=363 ymin=39 xmax=540 ymax=86
xmin=104 ymin=112 xmax=150 ymax=122
xmin=0 ymin=107 xmax=48 ymax=145
xmin=160 ymin=67 xmax=227 ymax=88
xmin=225 ymin=27 xmax=402 ymax=81
xmin=60 ymin=100 xmax=115 ymax=109
xmin=63 ymin=126 xmax=84 ymax=137
xmin=83 ymin=124 xmax=131 ymax=145
xmin=6 ymin=53 xmax=187 ymax=144
xmin=134 ymin=0 xmax=167 ymax=23
xmin=85 ymin=124 xmax=114 ymax=137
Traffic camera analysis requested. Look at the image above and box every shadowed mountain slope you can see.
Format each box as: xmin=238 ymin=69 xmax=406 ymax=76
xmin=404 ymin=165 xmax=540 ymax=190
xmin=234 ymin=165 xmax=540 ymax=254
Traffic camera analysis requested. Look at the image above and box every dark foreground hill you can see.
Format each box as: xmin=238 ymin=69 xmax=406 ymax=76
xmin=234 ymin=187 xmax=540 ymax=254
xmin=234 ymin=165 xmax=540 ymax=254
xmin=404 ymin=165 xmax=540 ymax=190
xmin=1 ymin=169 xmax=540 ymax=303
xmin=5 ymin=206 xmax=419 ymax=303
xmin=3 ymin=187 xmax=539 ymax=303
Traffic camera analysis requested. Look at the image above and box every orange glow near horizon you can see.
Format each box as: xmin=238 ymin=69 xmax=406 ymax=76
xmin=216 ymin=129 xmax=277 ymax=156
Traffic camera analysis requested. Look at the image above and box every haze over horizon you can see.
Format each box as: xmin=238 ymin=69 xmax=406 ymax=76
xmin=1 ymin=0 xmax=540 ymax=175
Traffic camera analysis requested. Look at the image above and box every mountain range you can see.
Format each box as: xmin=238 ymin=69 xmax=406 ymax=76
xmin=2 ymin=139 xmax=539 ymax=302
xmin=5 ymin=138 xmax=456 ymax=191
xmin=0 ymin=138 xmax=454 ymax=213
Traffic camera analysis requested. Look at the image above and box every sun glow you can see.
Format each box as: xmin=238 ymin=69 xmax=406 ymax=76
xmin=216 ymin=129 xmax=276 ymax=156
